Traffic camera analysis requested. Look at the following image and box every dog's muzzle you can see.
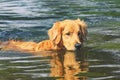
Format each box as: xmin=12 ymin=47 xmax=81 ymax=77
xmin=75 ymin=43 xmax=81 ymax=49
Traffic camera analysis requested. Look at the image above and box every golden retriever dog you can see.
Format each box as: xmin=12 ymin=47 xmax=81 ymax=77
xmin=0 ymin=19 xmax=87 ymax=52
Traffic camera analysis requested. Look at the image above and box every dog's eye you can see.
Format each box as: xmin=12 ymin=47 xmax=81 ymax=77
xmin=66 ymin=32 xmax=70 ymax=36
xmin=78 ymin=32 xmax=81 ymax=36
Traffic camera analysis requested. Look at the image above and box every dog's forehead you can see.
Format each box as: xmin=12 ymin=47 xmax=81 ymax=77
xmin=62 ymin=20 xmax=80 ymax=32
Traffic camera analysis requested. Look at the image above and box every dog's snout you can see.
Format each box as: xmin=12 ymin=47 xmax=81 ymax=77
xmin=75 ymin=43 xmax=81 ymax=49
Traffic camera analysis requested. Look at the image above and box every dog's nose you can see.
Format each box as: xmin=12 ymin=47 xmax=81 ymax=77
xmin=75 ymin=43 xmax=81 ymax=49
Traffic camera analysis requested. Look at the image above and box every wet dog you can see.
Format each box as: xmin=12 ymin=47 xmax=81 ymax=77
xmin=0 ymin=19 xmax=87 ymax=52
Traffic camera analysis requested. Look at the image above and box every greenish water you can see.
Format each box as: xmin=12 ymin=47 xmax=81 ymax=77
xmin=0 ymin=0 xmax=120 ymax=80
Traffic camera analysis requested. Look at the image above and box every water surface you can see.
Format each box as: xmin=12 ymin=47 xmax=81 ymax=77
xmin=0 ymin=0 xmax=120 ymax=80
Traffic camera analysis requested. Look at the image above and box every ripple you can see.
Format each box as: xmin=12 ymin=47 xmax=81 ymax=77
xmin=90 ymin=64 xmax=120 ymax=68
xmin=24 ymin=69 xmax=49 ymax=72
xmin=113 ymin=70 xmax=120 ymax=73
xmin=14 ymin=73 xmax=49 ymax=78
xmin=92 ymin=76 xmax=115 ymax=80
xmin=10 ymin=59 xmax=49 ymax=63
xmin=8 ymin=65 xmax=37 ymax=69
xmin=0 ymin=55 xmax=42 ymax=60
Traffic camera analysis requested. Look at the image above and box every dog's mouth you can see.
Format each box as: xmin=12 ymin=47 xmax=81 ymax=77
xmin=65 ymin=44 xmax=82 ymax=51
xmin=63 ymin=42 xmax=82 ymax=51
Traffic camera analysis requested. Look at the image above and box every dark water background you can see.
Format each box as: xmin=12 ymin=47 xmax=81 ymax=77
xmin=0 ymin=0 xmax=120 ymax=80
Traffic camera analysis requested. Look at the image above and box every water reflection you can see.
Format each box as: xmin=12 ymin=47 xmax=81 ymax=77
xmin=35 ymin=50 xmax=88 ymax=80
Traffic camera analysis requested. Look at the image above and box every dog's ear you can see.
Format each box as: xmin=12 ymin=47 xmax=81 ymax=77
xmin=75 ymin=18 xmax=87 ymax=41
xmin=48 ymin=22 xmax=63 ymax=45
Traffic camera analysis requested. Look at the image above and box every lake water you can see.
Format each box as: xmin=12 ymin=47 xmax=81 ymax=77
xmin=0 ymin=0 xmax=120 ymax=80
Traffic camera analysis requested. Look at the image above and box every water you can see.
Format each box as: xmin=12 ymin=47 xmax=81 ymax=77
xmin=0 ymin=0 xmax=120 ymax=80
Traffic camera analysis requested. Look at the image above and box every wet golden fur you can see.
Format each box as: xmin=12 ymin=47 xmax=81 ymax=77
xmin=0 ymin=19 xmax=87 ymax=52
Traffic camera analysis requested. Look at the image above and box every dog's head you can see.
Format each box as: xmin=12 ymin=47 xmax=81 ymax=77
xmin=48 ymin=19 xmax=87 ymax=50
